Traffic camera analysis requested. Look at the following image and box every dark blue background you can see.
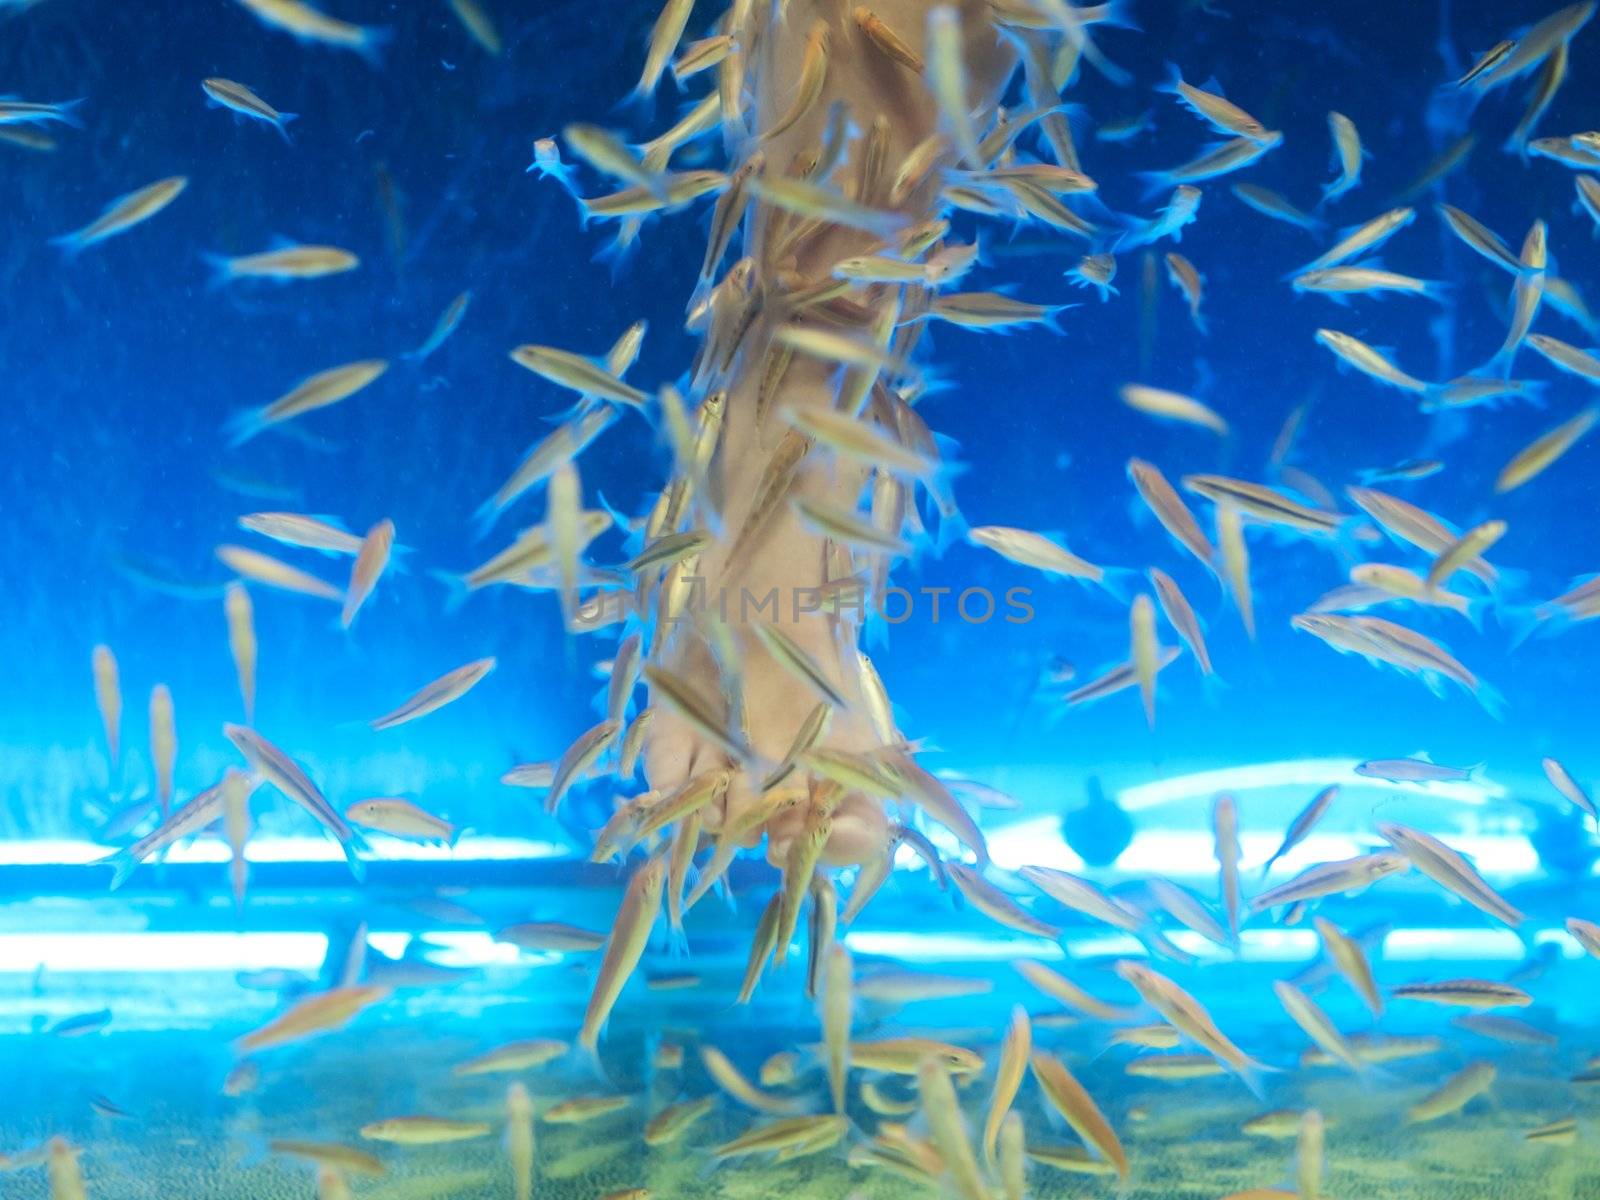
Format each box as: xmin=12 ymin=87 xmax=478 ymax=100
xmin=1 ymin=0 xmax=1596 ymax=839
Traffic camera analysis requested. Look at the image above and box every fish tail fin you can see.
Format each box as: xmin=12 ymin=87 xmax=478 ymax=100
xmin=1095 ymin=565 xmax=1139 ymax=604
xmin=354 ymin=25 xmax=394 ymax=68
xmin=223 ymin=407 xmax=268 ymax=448
xmin=1499 ymin=602 xmax=1563 ymax=648
xmin=1099 ymin=0 xmax=1141 ymax=30
xmin=429 ymin=567 xmax=474 ymax=615
xmin=340 ymin=834 xmax=368 ymax=881
xmin=1420 ymin=279 xmax=1453 ymax=305
xmin=56 ymin=97 xmax=87 ymax=129
xmin=99 ymin=846 xmax=140 ymax=891
xmin=1472 ymin=677 xmax=1507 ymax=721
xmin=48 ymin=231 xmax=85 ymax=258
xmin=470 ymin=494 xmax=504 ymax=541
xmin=274 ymin=113 xmax=297 ymax=145
xmin=1462 ymin=594 xmax=1493 ymax=633
xmin=201 ymin=251 xmax=236 ymax=290
xmin=1153 ymin=61 xmax=1183 ymax=95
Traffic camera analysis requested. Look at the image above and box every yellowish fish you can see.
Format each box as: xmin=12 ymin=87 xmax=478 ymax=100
xmin=90 ymin=644 xmax=122 ymax=768
xmin=228 ymin=359 xmax=389 ymax=446
xmin=217 ymin=545 xmax=342 ymax=601
xmin=53 ymin=175 xmax=187 ymax=252
xmin=360 ymin=1117 xmax=491 ymax=1144
xmin=237 ymin=985 xmax=389 ymax=1052
xmin=341 ymin=518 xmax=394 ymax=628
xmin=370 ymin=657 xmax=497 ymax=730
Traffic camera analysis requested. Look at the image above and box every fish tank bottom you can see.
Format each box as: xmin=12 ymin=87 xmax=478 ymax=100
xmin=1 ymin=878 xmax=1593 ymax=1200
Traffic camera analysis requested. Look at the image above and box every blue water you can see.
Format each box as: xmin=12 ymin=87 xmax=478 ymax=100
xmin=2 ymin=0 xmax=1599 ymax=1195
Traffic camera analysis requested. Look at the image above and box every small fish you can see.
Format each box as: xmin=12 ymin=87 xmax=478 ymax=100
xmin=206 ymin=243 xmax=357 ymax=284
xmin=1250 ymin=852 xmax=1408 ymax=911
xmin=91 ymin=644 xmax=121 ymax=766
xmin=543 ymin=1095 xmax=632 ymax=1124
xmin=1316 ymin=329 xmax=1430 ymax=394
xmin=1355 ymin=756 xmax=1478 ymax=783
xmin=927 ymin=291 xmax=1067 ymax=331
xmin=918 ymin=1059 xmax=989 ymax=1200
xmin=1379 ymin=821 xmax=1524 ymax=927
xmin=447 ymin=0 xmax=500 ymax=55
xmin=1158 ymin=65 xmax=1273 ymax=142
xmin=1260 ymin=786 xmax=1338 ymax=876
xmin=1120 ymin=384 xmax=1227 ymax=435
xmin=1231 ymin=182 xmax=1323 ymax=232
xmin=53 ymin=176 xmax=188 ymax=253
xmin=1453 ymin=1013 xmax=1558 ymax=1046
xmin=216 ymin=545 xmax=342 ymax=601
xmin=147 ymin=684 xmax=177 ymax=815
xmin=341 ymin=518 xmax=394 ymax=628
xmin=1314 ymin=917 xmax=1382 ymax=1016
xmin=1216 ymin=505 xmax=1253 ymax=637
xmin=360 ymin=1117 xmax=492 ymax=1144
xmin=1129 ymin=594 xmax=1160 ymax=727
xmin=267 ymin=1141 xmax=385 ymax=1177
xmin=947 ymin=862 xmax=1061 ymax=939
xmin=1392 ymin=979 xmax=1533 ymax=1009
xmin=983 ymin=1007 xmax=1031 ymax=1163
xmin=850 ymin=1036 xmax=983 ymax=1076
xmin=969 ymin=526 xmax=1105 ymax=583
xmin=1019 ymin=866 xmax=1146 ymax=933
xmin=1298 ymin=1109 xmax=1325 ymax=1200
xmin=580 ymin=857 xmax=666 ymax=1052
xmin=201 ymin=78 xmax=295 ymax=140
xmin=1299 ymin=206 xmax=1415 ymax=273
xmin=643 ymin=1096 xmax=715 ymax=1145
xmin=633 ymin=0 xmax=695 ymax=99
xmin=453 ymin=1040 xmax=567 ymax=1076
xmin=1470 ymin=1 xmax=1594 ymax=91
xmin=1456 ymin=39 xmax=1515 ymax=86
xmin=227 ymin=359 xmax=389 ymax=446
xmin=1407 ymin=1061 xmax=1495 ymax=1123
xmin=713 ymin=1114 xmax=847 ymax=1159
xmin=1143 ymin=134 xmax=1281 ymax=188
xmin=48 ymin=1139 xmax=86 ymax=1200
xmin=1013 ymin=960 xmax=1139 ymax=1022
xmin=1031 ymin=1052 xmax=1128 ymax=1181
xmin=1524 ymin=1117 xmax=1578 ymax=1145
xmin=1322 ymin=111 xmax=1365 ymax=202
xmin=237 ymin=985 xmax=389 ymax=1052
xmin=509 ymin=344 xmax=648 ymax=408
xmin=239 ymin=513 xmax=363 ymax=555
xmin=49 ymin=1009 xmax=112 ymax=1037
xmin=1495 ymin=406 xmax=1598 ymax=493
xmin=345 ymin=797 xmax=454 ymax=843
xmin=1544 ymin=758 xmax=1598 ymax=829
xmin=1527 ymin=334 xmax=1600 ymax=385
xmin=0 ymin=97 xmax=81 ymax=127
xmin=1243 ymin=1109 xmax=1318 ymax=1139
xmin=1163 ymin=251 xmax=1207 ymax=332
xmin=409 ymin=290 xmax=472 ymax=361
xmin=1294 ymin=266 xmax=1446 ymax=302
xmin=1126 ymin=1054 xmax=1224 ymax=1079
xmin=224 ymin=724 xmax=363 ymax=873
xmin=233 ymin=0 xmax=389 ymax=58
xmin=1274 ymin=981 xmax=1364 ymax=1074
xmin=1357 ymin=458 xmax=1443 ymax=484
xmin=370 ymin=657 xmax=496 ymax=730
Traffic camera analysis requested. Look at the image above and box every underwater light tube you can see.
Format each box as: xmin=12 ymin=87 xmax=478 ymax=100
xmin=847 ymin=927 xmax=1581 ymax=964
xmin=0 ymin=834 xmax=567 ymax=868
xmin=0 ymin=932 xmax=330 ymax=974
xmin=1113 ymin=757 xmax=1505 ymax=811
xmin=985 ymin=822 xmax=1540 ymax=880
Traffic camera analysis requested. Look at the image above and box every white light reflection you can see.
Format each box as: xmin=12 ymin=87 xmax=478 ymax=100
xmin=1 ymin=835 xmax=566 ymax=868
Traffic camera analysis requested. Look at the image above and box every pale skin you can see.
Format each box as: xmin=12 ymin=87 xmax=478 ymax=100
xmin=644 ymin=1 xmax=1014 ymax=871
